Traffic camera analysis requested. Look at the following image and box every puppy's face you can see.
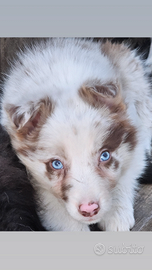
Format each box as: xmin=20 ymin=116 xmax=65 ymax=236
xmin=4 ymin=82 xmax=137 ymax=225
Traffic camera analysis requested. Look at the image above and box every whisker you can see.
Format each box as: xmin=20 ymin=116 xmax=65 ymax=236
xmin=72 ymin=177 xmax=84 ymax=184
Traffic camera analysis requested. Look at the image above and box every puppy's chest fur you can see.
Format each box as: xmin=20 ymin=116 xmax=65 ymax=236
xmin=1 ymin=38 xmax=152 ymax=231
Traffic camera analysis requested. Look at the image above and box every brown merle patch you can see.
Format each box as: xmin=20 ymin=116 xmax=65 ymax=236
xmin=5 ymin=105 xmax=25 ymax=129
xmin=123 ymin=128 xmax=137 ymax=151
xmin=95 ymin=165 xmax=116 ymax=189
xmin=113 ymin=159 xmax=119 ymax=170
xmin=92 ymin=82 xmax=118 ymax=98
xmin=101 ymin=41 xmax=140 ymax=86
xmin=79 ymin=82 xmax=126 ymax=114
xmin=17 ymin=145 xmax=37 ymax=157
xmin=45 ymin=160 xmax=72 ymax=201
xmin=61 ymin=183 xmax=72 ymax=201
xmin=45 ymin=160 xmax=64 ymax=181
xmin=102 ymin=120 xmax=137 ymax=152
xmin=6 ymin=97 xmax=53 ymax=142
xmin=45 ymin=161 xmax=56 ymax=181
xmin=95 ymin=165 xmax=108 ymax=179
xmin=6 ymin=97 xmax=54 ymax=155
xmin=102 ymin=156 xmax=119 ymax=170
xmin=101 ymin=40 xmax=130 ymax=66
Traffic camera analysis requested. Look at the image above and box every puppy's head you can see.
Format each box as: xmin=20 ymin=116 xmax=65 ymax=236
xmin=4 ymin=80 xmax=137 ymax=225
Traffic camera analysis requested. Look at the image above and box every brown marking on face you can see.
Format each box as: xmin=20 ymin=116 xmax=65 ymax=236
xmin=45 ymin=159 xmax=68 ymax=178
xmin=45 ymin=160 xmax=64 ymax=182
xmin=102 ymin=120 xmax=137 ymax=152
xmin=45 ymin=160 xmax=71 ymax=201
xmin=108 ymin=178 xmax=117 ymax=189
xmin=95 ymin=165 xmax=107 ymax=179
xmin=45 ymin=161 xmax=56 ymax=181
xmin=60 ymin=165 xmax=72 ymax=201
xmin=113 ymin=159 xmax=119 ymax=170
xmin=102 ymin=156 xmax=119 ymax=170
xmin=95 ymin=165 xmax=117 ymax=189
xmin=123 ymin=127 xmax=137 ymax=151
xmin=102 ymin=124 xmax=124 ymax=152
xmin=61 ymin=183 xmax=72 ymax=201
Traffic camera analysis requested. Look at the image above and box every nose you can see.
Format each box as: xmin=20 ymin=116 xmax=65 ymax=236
xmin=79 ymin=202 xmax=100 ymax=217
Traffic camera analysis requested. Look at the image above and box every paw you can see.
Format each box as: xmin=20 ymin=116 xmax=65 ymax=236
xmin=98 ymin=209 xmax=135 ymax=231
xmin=62 ymin=222 xmax=90 ymax=231
xmin=69 ymin=223 xmax=90 ymax=231
xmin=80 ymin=224 xmax=90 ymax=231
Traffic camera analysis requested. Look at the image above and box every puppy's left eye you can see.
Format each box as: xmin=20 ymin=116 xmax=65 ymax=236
xmin=52 ymin=160 xmax=63 ymax=170
xmin=100 ymin=151 xmax=110 ymax=161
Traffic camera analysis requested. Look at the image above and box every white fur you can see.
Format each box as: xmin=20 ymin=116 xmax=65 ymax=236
xmin=1 ymin=38 xmax=152 ymax=231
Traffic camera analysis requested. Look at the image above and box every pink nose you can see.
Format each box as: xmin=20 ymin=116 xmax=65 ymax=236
xmin=79 ymin=202 xmax=100 ymax=217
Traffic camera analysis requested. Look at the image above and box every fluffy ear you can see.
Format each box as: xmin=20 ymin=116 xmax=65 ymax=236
xmin=5 ymin=97 xmax=53 ymax=138
xmin=79 ymin=81 xmax=125 ymax=112
xmin=89 ymin=82 xmax=119 ymax=98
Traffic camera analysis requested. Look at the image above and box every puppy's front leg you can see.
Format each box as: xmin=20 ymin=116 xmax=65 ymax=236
xmin=98 ymin=179 xmax=136 ymax=231
xmin=60 ymin=219 xmax=90 ymax=231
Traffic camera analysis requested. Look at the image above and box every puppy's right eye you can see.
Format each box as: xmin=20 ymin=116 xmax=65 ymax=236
xmin=51 ymin=160 xmax=63 ymax=170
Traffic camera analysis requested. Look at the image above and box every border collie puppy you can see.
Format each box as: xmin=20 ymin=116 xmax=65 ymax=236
xmin=1 ymin=38 xmax=152 ymax=231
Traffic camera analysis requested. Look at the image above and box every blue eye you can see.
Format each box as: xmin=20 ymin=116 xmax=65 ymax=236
xmin=52 ymin=160 xmax=63 ymax=170
xmin=100 ymin=151 xmax=110 ymax=161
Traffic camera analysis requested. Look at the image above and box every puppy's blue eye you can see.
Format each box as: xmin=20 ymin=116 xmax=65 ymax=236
xmin=100 ymin=151 xmax=110 ymax=161
xmin=52 ymin=160 xmax=63 ymax=170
